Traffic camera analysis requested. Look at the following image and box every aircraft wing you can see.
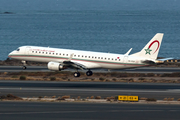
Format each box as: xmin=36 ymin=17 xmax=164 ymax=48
xmin=62 ymin=53 xmax=88 ymax=70
xmin=63 ymin=61 xmax=87 ymax=70
xmin=62 ymin=53 xmax=101 ymax=70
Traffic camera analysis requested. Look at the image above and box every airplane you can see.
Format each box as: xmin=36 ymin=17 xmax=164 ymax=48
xmin=8 ymin=33 xmax=172 ymax=77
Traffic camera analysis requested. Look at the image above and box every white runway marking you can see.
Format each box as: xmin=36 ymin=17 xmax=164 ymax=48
xmin=0 ymin=88 xmax=180 ymax=93
xmin=0 ymin=111 xmax=95 ymax=115
xmin=1 ymin=109 xmax=178 ymax=115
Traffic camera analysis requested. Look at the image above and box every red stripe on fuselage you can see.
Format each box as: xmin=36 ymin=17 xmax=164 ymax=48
xmin=9 ymin=55 xmax=147 ymax=67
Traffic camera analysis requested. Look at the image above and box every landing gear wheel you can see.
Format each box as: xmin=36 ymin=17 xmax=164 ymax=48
xmin=86 ymin=70 xmax=93 ymax=76
xmin=74 ymin=72 xmax=80 ymax=77
xmin=22 ymin=66 xmax=27 ymax=70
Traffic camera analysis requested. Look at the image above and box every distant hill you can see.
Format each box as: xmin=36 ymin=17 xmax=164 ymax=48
xmin=1 ymin=12 xmax=14 ymax=14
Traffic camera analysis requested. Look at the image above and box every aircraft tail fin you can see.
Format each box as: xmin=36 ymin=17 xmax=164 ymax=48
xmin=131 ymin=33 xmax=164 ymax=60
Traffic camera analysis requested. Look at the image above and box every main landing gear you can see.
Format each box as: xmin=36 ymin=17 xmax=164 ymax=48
xmin=74 ymin=72 xmax=80 ymax=77
xmin=86 ymin=70 xmax=93 ymax=76
xmin=73 ymin=70 xmax=93 ymax=77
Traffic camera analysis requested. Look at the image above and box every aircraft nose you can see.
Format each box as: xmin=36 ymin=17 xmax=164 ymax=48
xmin=8 ymin=51 xmax=14 ymax=58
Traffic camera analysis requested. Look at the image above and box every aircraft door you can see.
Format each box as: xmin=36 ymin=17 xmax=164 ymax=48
xmin=123 ymin=56 xmax=128 ymax=66
xmin=25 ymin=47 xmax=31 ymax=55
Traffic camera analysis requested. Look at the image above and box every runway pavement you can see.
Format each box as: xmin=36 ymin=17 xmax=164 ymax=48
xmin=0 ymin=101 xmax=180 ymax=120
xmin=0 ymin=66 xmax=180 ymax=73
xmin=0 ymin=80 xmax=180 ymax=100
xmin=0 ymin=69 xmax=180 ymax=120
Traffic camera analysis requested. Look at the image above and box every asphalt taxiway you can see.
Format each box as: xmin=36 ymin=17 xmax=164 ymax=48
xmin=0 ymin=81 xmax=180 ymax=100
xmin=0 ymin=102 xmax=180 ymax=120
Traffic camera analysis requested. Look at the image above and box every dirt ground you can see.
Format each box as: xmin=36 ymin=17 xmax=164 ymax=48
xmin=0 ymin=71 xmax=180 ymax=83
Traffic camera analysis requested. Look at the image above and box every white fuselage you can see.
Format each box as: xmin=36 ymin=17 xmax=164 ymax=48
xmin=8 ymin=46 xmax=149 ymax=69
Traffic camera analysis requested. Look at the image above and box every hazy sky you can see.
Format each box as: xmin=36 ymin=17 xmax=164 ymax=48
xmin=0 ymin=0 xmax=180 ymax=11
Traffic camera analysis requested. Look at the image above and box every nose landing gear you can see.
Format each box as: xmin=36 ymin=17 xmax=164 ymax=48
xmin=22 ymin=66 xmax=27 ymax=70
xmin=21 ymin=61 xmax=27 ymax=70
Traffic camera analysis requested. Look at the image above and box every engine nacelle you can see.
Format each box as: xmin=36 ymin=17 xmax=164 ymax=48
xmin=47 ymin=62 xmax=65 ymax=71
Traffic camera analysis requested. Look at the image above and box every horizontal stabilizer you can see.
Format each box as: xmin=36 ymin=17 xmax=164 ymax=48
xmin=155 ymin=58 xmax=174 ymax=63
xmin=142 ymin=58 xmax=174 ymax=64
xmin=157 ymin=58 xmax=174 ymax=61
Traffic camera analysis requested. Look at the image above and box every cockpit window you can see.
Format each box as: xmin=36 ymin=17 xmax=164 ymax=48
xmin=16 ymin=48 xmax=20 ymax=51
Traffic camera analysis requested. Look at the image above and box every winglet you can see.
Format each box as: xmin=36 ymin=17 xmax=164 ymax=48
xmin=67 ymin=53 xmax=74 ymax=61
xmin=124 ymin=48 xmax=132 ymax=55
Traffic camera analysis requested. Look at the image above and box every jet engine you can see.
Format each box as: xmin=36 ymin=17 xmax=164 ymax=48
xmin=47 ymin=62 xmax=65 ymax=71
